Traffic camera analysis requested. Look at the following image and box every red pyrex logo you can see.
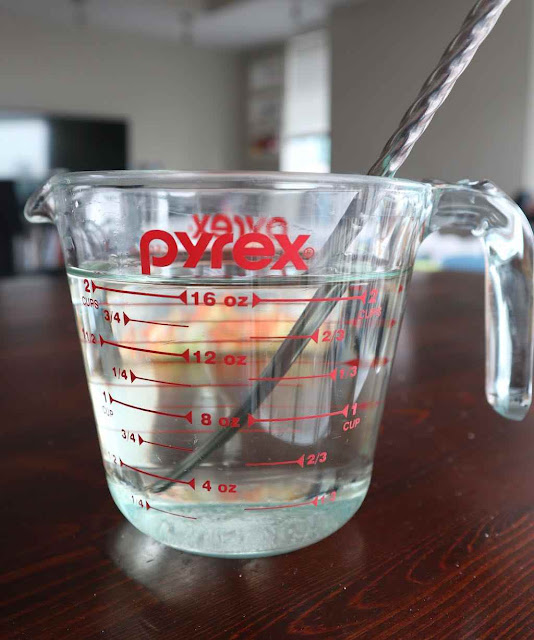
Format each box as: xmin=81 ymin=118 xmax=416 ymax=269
xmin=189 ymin=213 xmax=288 ymax=238
xmin=140 ymin=229 xmax=312 ymax=274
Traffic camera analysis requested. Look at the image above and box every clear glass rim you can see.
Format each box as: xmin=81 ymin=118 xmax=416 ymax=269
xmin=47 ymin=169 xmax=427 ymax=192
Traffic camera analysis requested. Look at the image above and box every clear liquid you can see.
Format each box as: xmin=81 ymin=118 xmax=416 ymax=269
xmin=68 ymin=269 xmax=410 ymax=556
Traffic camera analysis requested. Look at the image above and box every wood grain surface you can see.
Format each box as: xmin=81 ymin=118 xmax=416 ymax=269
xmin=1 ymin=272 xmax=533 ymax=639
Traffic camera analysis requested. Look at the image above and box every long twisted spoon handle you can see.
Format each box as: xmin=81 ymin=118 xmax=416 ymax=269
xmin=369 ymin=0 xmax=511 ymax=177
xmin=152 ymin=0 xmax=512 ymax=491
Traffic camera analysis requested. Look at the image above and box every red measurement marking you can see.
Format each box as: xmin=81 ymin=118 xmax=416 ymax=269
xmin=245 ymin=496 xmax=319 ymax=511
xmin=92 ymin=280 xmax=187 ymax=302
xmin=130 ymin=370 xmax=250 ymax=388
xmin=251 ymin=292 xmax=368 ymax=307
xmin=138 ymin=435 xmax=194 ymax=452
xmin=250 ymin=328 xmax=319 ymax=343
xmin=121 ymin=338 xmax=252 ymax=345
xmin=99 ymin=302 xmax=183 ymax=307
xmin=120 ymin=459 xmax=195 ymax=489
xmin=247 ymin=404 xmax=348 ymax=427
xmin=123 ymin=312 xmax=188 ymax=328
xmin=246 ymin=454 xmax=305 ymax=468
xmin=343 ymin=357 xmax=389 ymax=367
xmin=130 ymin=370 xmax=190 ymax=387
xmin=109 ymin=394 xmax=193 ymax=422
xmin=250 ymin=367 xmax=338 ymax=383
xmin=153 ymin=357 xmax=338 ymax=367
xmin=145 ymin=501 xmax=196 ymax=520
xmin=99 ymin=335 xmax=190 ymax=361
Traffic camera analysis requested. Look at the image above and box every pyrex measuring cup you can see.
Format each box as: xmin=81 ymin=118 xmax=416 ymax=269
xmin=25 ymin=171 xmax=533 ymax=557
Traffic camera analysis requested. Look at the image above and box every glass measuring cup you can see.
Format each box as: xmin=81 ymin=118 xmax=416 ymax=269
xmin=25 ymin=171 xmax=533 ymax=557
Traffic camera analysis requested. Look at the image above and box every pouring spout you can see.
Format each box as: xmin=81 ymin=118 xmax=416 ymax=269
xmin=24 ymin=179 xmax=55 ymax=223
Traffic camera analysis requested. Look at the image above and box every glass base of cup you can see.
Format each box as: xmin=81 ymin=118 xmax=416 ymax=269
xmin=107 ymin=476 xmax=371 ymax=558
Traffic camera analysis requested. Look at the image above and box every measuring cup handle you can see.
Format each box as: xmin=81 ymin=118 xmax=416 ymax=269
xmin=428 ymin=180 xmax=533 ymax=420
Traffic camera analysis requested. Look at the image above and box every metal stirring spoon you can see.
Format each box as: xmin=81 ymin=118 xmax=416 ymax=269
xmin=152 ymin=0 xmax=512 ymax=492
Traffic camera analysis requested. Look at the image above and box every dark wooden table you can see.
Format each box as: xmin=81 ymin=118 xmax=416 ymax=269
xmin=2 ymin=272 xmax=533 ymax=639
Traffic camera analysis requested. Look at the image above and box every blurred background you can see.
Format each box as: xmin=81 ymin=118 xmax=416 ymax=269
xmin=0 ymin=0 xmax=533 ymax=276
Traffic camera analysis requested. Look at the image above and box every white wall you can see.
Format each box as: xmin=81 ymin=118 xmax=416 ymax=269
xmin=0 ymin=11 xmax=240 ymax=170
xmin=331 ymin=0 xmax=534 ymax=195
xmin=524 ymin=4 xmax=534 ymax=191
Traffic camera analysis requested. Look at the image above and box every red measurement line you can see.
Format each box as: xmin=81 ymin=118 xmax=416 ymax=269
xmin=246 ymin=454 xmax=304 ymax=468
xmin=123 ymin=312 xmax=188 ymax=328
xmin=120 ymin=459 xmax=195 ymax=488
xmin=245 ymin=496 xmax=319 ymax=511
xmin=138 ymin=435 xmax=194 ymax=452
xmin=102 ymin=340 xmax=187 ymax=345
xmin=130 ymin=370 xmax=244 ymax=389
xmin=130 ymin=370 xmax=298 ymax=389
xmin=109 ymin=394 xmax=193 ymax=422
xmin=92 ymin=280 xmax=186 ymax=302
xmin=99 ymin=335 xmax=190 ymax=361
xmin=247 ymin=404 xmax=349 ymax=426
xmin=250 ymin=367 xmax=338 ymax=382
xmin=146 ymin=501 xmax=196 ymax=520
xmin=155 ymin=425 xmax=326 ymax=435
xmin=152 ymin=359 xmax=327 ymax=366
xmin=130 ymin=370 xmax=190 ymax=387
xmin=117 ymin=339 xmax=253 ymax=345
xmin=251 ymin=293 xmax=367 ymax=307
xmin=99 ymin=302 xmax=182 ymax=307
xmin=249 ymin=328 xmax=319 ymax=343
xmin=343 ymin=357 xmax=389 ymax=367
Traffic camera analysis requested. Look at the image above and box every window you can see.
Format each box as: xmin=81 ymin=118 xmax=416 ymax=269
xmin=0 ymin=117 xmax=49 ymax=179
xmin=281 ymin=30 xmax=331 ymax=173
